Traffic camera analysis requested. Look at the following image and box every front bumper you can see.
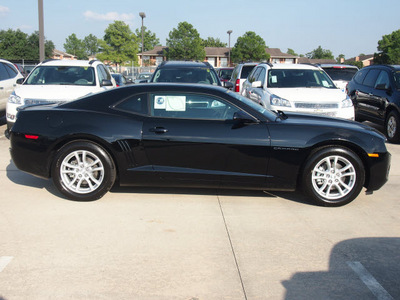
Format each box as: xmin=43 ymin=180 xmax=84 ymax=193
xmin=365 ymin=151 xmax=391 ymax=192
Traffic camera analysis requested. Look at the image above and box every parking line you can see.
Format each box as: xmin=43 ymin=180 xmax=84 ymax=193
xmin=347 ymin=261 xmax=394 ymax=300
xmin=0 ymin=256 xmax=13 ymax=272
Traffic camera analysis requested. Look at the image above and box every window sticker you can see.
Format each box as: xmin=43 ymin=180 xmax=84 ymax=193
xmin=166 ymin=96 xmax=186 ymax=111
xmin=322 ymin=80 xmax=329 ymax=87
xmin=154 ymin=96 xmax=166 ymax=109
xmin=271 ymin=75 xmax=277 ymax=83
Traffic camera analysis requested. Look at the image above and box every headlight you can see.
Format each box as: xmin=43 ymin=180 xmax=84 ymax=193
xmin=270 ymin=94 xmax=291 ymax=107
xmin=341 ymin=96 xmax=353 ymax=108
xmin=8 ymin=92 xmax=22 ymax=104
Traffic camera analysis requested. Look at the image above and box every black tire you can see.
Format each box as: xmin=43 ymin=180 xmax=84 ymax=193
xmin=302 ymin=147 xmax=365 ymax=207
xmin=52 ymin=141 xmax=116 ymax=201
xmin=385 ymin=110 xmax=400 ymax=143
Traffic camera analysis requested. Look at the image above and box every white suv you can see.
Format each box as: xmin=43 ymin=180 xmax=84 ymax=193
xmin=6 ymin=59 xmax=116 ymax=128
xmin=0 ymin=58 xmax=24 ymax=114
xmin=242 ymin=63 xmax=354 ymax=120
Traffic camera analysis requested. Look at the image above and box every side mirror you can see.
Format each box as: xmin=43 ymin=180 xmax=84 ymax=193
xmin=101 ymin=79 xmax=113 ymax=87
xmin=16 ymin=78 xmax=24 ymax=84
xmin=224 ymin=81 xmax=234 ymax=90
xmin=251 ymin=81 xmax=262 ymax=88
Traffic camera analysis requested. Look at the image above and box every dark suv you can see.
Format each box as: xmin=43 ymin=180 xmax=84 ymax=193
xmin=150 ymin=61 xmax=221 ymax=86
xmin=347 ymin=65 xmax=400 ymax=143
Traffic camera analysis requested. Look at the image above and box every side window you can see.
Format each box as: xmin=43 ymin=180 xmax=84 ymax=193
xmin=97 ymin=65 xmax=111 ymax=83
xmin=374 ymin=71 xmax=390 ymax=89
xmin=0 ymin=63 xmax=9 ymax=81
xmin=362 ymin=69 xmax=380 ymax=87
xmin=4 ymin=63 xmax=18 ymax=78
xmin=353 ymin=68 xmax=369 ymax=84
xmin=150 ymin=93 xmax=241 ymax=120
xmin=248 ymin=67 xmax=261 ymax=83
xmin=256 ymin=68 xmax=266 ymax=85
xmin=114 ymin=93 xmax=147 ymax=115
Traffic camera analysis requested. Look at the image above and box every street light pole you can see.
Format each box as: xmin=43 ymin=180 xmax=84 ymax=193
xmin=139 ymin=12 xmax=146 ymax=69
xmin=38 ymin=0 xmax=45 ymax=62
xmin=227 ymin=30 xmax=232 ymax=67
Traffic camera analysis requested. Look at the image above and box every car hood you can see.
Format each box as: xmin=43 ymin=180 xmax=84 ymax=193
xmin=268 ymin=87 xmax=347 ymax=102
xmin=15 ymin=85 xmax=103 ymax=101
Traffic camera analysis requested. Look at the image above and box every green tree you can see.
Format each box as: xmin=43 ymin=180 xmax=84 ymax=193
xmin=165 ymin=21 xmax=205 ymax=61
xmin=64 ymin=33 xmax=87 ymax=59
xmin=83 ymin=34 xmax=100 ymax=57
xmin=202 ymin=37 xmax=227 ymax=47
xmin=306 ymin=45 xmax=334 ymax=59
xmin=231 ymin=31 xmax=269 ymax=63
xmin=0 ymin=29 xmax=54 ymax=60
xmin=348 ymin=60 xmax=364 ymax=69
xmin=135 ymin=26 xmax=160 ymax=52
xmin=287 ymin=48 xmax=298 ymax=56
xmin=374 ymin=29 xmax=400 ymax=64
xmin=97 ymin=21 xmax=139 ymax=68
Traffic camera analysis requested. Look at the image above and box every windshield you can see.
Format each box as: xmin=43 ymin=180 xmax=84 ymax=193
xmin=267 ymin=69 xmax=336 ymax=88
xmin=323 ymin=67 xmax=358 ymax=81
xmin=151 ymin=68 xmax=220 ymax=85
xmin=25 ymin=66 xmax=96 ymax=86
xmin=226 ymin=90 xmax=277 ymax=120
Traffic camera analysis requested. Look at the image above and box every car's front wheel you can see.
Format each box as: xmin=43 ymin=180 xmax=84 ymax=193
xmin=302 ymin=147 xmax=365 ymax=207
xmin=52 ymin=141 xmax=116 ymax=201
xmin=385 ymin=110 xmax=400 ymax=143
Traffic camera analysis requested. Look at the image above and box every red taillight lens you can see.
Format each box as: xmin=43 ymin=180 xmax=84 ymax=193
xmin=25 ymin=134 xmax=39 ymax=140
xmin=235 ymin=79 xmax=240 ymax=92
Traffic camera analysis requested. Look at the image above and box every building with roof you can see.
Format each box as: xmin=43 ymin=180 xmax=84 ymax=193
xmin=51 ymin=49 xmax=77 ymax=60
xmin=345 ymin=54 xmax=374 ymax=67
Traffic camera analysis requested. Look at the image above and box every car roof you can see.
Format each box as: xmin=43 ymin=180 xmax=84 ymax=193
xmin=319 ymin=64 xmax=358 ymax=69
xmin=158 ymin=61 xmax=213 ymax=68
xmin=265 ymin=63 xmax=320 ymax=70
xmin=38 ymin=59 xmax=103 ymax=67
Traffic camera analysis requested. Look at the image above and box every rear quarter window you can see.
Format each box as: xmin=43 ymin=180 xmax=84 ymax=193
xmin=362 ymin=69 xmax=380 ymax=87
xmin=353 ymin=68 xmax=369 ymax=84
xmin=240 ymin=66 xmax=256 ymax=79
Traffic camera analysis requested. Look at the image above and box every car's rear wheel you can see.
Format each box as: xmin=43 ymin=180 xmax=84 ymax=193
xmin=52 ymin=141 xmax=116 ymax=201
xmin=302 ymin=147 xmax=365 ymax=207
xmin=385 ymin=110 xmax=400 ymax=143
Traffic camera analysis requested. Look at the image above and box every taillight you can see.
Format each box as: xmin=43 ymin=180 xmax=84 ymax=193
xmin=235 ymin=79 xmax=240 ymax=92
xmin=25 ymin=134 xmax=39 ymax=140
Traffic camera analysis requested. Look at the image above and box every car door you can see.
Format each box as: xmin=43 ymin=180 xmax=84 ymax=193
xmin=355 ymin=68 xmax=380 ymax=118
xmin=142 ymin=91 xmax=271 ymax=189
xmin=0 ymin=62 xmax=19 ymax=110
xmin=368 ymin=70 xmax=393 ymax=119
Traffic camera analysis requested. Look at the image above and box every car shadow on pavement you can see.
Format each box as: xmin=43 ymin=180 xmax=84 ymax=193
xmin=282 ymin=237 xmax=400 ymax=299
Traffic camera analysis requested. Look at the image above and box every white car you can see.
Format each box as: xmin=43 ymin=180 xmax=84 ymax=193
xmin=6 ymin=59 xmax=116 ymax=128
xmin=242 ymin=63 xmax=354 ymax=120
xmin=0 ymin=58 xmax=24 ymax=113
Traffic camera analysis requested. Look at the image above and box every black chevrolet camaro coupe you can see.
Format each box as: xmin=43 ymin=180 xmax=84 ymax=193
xmin=9 ymin=84 xmax=391 ymax=206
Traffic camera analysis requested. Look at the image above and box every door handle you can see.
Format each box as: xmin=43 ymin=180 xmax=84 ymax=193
xmin=149 ymin=127 xmax=168 ymax=134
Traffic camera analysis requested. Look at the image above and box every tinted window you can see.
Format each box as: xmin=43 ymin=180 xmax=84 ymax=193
xmin=256 ymin=68 xmax=266 ymax=85
xmin=323 ymin=67 xmax=358 ymax=81
xmin=0 ymin=63 xmax=10 ymax=80
xmin=4 ymin=62 xmax=18 ymax=78
xmin=97 ymin=65 xmax=111 ymax=82
xmin=151 ymin=68 xmax=219 ymax=85
xmin=150 ymin=93 xmax=240 ymax=120
xmin=248 ymin=67 xmax=262 ymax=83
xmin=362 ymin=69 xmax=380 ymax=87
xmin=375 ymin=71 xmax=390 ymax=89
xmin=240 ymin=65 xmax=256 ymax=79
xmin=394 ymin=71 xmax=400 ymax=89
xmin=114 ymin=93 xmax=147 ymax=114
xmin=353 ymin=68 xmax=369 ymax=84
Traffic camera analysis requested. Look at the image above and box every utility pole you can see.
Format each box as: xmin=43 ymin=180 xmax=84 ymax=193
xmin=38 ymin=0 xmax=45 ymax=62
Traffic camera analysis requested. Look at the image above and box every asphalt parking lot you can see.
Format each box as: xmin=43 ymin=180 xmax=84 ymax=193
xmin=0 ymin=119 xmax=399 ymax=300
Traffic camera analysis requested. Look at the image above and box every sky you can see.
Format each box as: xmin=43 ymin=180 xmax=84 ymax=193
xmin=1 ymin=0 xmax=400 ymax=59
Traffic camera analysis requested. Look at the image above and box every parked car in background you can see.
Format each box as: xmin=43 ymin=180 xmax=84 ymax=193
xmin=346 ymin=64 xmax=400 ymax=143
xmin=134 ymin=72 xmax=152 ymax=84
xmin=150 ymin=61 xmax=221 ymax=86
xmin=6 ymin=59 xmax=116 ymax=130
xmin=216 ymin=67 xmax=234 ymax=83
xmin=0 ymin=58 xmax=24 ymax=114
xmin=319 ymin=64 xmax=359 ymax=90
xmin=112 ymin=73 xmax=133 ymax=87
xmin=242 ymin=63 xmax=354 ymax=120
xmin=9 ymin=83 xmax=390 ymax=206
xmin=229 ymin=63 xmax=258 ymax=93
